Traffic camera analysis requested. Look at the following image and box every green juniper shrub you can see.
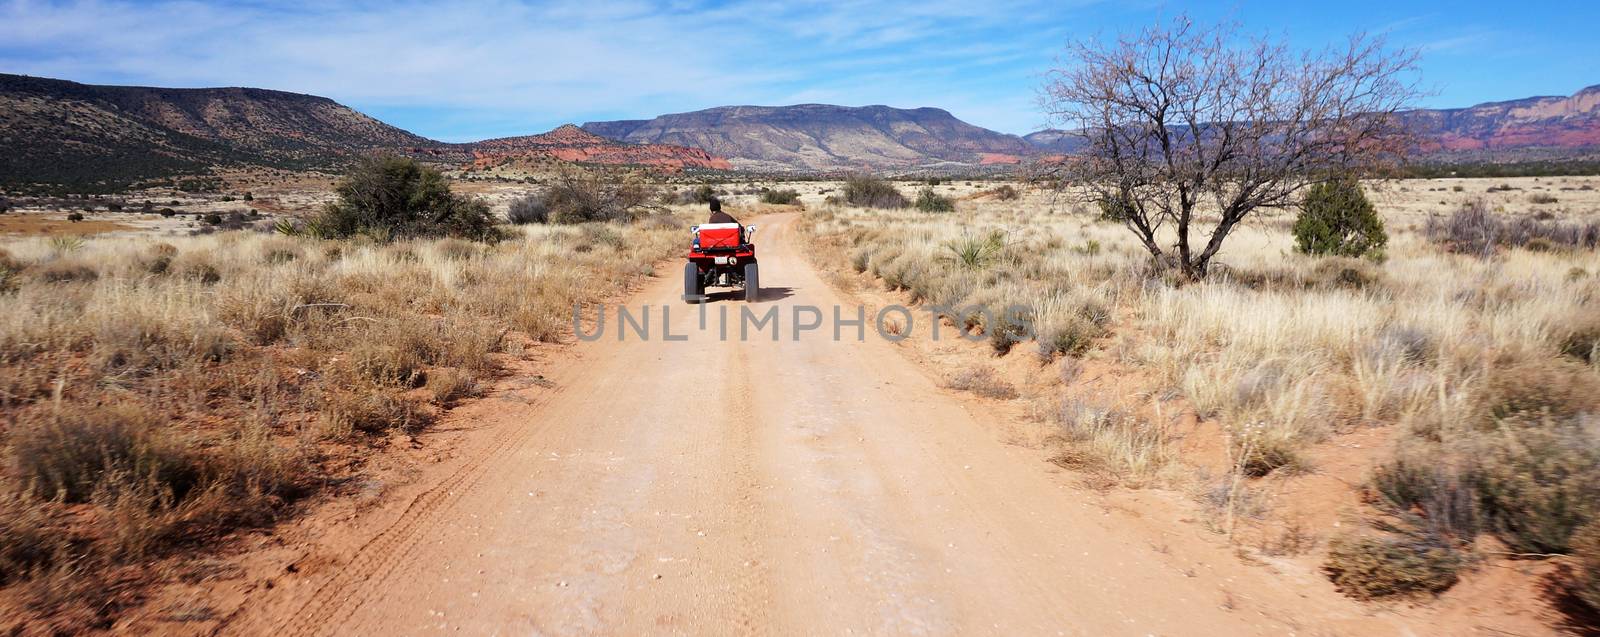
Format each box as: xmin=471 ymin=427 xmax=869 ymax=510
xmin=915 ymin=187 xmax=955 ymax=213
xmin=1292 ymin=177 xmax=1388 ymax=258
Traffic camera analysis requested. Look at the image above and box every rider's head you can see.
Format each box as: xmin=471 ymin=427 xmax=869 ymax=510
xmin=708 ymin=197 xmax=722 ymax=212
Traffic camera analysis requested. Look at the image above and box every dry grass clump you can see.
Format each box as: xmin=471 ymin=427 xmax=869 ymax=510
xmin=1051 ymin=398 xmax=1174 ymax=482
xmin=943 ymin=366 xmax=1018 ymax=399
xmin=0 ymin=207 xmax=686 ymax=627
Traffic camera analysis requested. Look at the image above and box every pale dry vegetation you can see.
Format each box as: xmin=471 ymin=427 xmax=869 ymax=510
xmin=0 ymin=208 xmax=683 ymax=627
xmin=801 ymin=176 xmax=1600 ymax=613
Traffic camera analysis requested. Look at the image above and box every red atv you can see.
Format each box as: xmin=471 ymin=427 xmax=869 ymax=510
xmin=683 ymin=222 xmax=759 ymax=303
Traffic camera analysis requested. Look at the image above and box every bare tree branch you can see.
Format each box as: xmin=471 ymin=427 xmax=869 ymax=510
xmin=1038 ymin=15 xmax=1423 ymax=278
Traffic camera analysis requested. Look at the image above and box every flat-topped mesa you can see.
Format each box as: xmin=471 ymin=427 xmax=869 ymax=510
xmin=468 ymin=124 xmax=732 ymax=170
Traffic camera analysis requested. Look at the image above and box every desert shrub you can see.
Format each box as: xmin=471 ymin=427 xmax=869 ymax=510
xmin=914 ymin=187 xmax=955 ymax=213
xmin=10 ymin=403 xmax=196 ymax=504
xmin=991 ymin=184 xmax=1020 ymax=200
xmin=1292 ymin=178 xmax=1387 ymax=258
xmin=426 ymin=368 xmax=481 ymax=405
xmin=202 ymin=213 xmax=223 ymax=226
xmin=1529 ymin=193 xmax=1559 ymax=204
xmin=1236 ymin=433 xmax=1304 ymax=477
xmin=985 ymin=305 xmax=1033 ymax=355
xmin=0 ymin=492 xmax=65 ymax=584
xmin=544 ymin=170 xmax=652 ymax=224
xmin=311 ymin=156 xmax=503 ymax=242
xmin=66 ymin=212 xmax=84 ymax=222
xmin=1472 ymin=418 xmax=1600 ymax=554
xmin=507 ymin=193 xmax=549 ymax=224
xmin=1573 ymin=520 xmax=1600 ymax=614
xmin=686 ymin=184 xmax=718 ymax=204
xmin=1035 ymin=315 xmax=1102 ymax=358
xmin=1324 ymin=531 xmax=1466 ymax=599
xmin=1053 ymin=398 xmax=1173 ymax=479
xmin=849 ymin=247 xmax=871 ymax=273
xmin=318 ymin=388 xmax=431 ymax=437
xmin=1369 ymin=448 xmax=1481 ymax=542
xmin=943 ymin=366 xmax=1018 ymax=399
xmin=842 ymin=176 xmax=907 ymax=209
xmin=760 ymin=188 xmax=801 ymax=205
xmin=1427 ymin=200 xmax=1600 ymax=255
xmin=941 ymin=230 xmax=1005 ymax=270
xmin=158 ymin=208 xmax=176 ymax=217
xmin=1426 ymin=200 xmax=1500 ymax=256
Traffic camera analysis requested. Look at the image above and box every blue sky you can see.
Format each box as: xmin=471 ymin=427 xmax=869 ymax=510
xmin=2 ymin=0 xmax=1596 ymax=142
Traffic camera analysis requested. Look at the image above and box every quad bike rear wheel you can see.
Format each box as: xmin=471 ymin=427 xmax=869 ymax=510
xmin=683 ymin=262 xmax=703 ymax=302
xmin=744 ymin=262 xmax=759 ymax=302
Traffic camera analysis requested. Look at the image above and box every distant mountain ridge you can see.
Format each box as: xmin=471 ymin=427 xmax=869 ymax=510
xmin=583 ymin=104 xmax=1030 ymax=171
xmin=4 ymin=72 xmax=1599 ymax=191
xmin=1405 ymin=85 xmax=1600 ymax=158
xmin=0 ymin=73 xmax=440 ymax=190
xmin=1022 ymin=85 xmax=1600 ymax=161
xmin=0 ymin=73 xmax=730 ymax=191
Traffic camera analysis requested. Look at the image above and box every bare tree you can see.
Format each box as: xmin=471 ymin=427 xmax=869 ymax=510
xmin=1039 ymin=16 xmax=1423 ymax=279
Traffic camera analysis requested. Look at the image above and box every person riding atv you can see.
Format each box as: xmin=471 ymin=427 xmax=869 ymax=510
xmin=708 ymin=197 xmax=739 ymax=226
xmin=683 ymin=197 xmax=758 ymax=302
xmin=696 ymin=197 xmax=741 ymax=247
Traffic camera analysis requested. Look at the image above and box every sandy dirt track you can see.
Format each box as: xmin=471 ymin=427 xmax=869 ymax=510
xmin=224 ymin=213 xmax=1405 ymax=636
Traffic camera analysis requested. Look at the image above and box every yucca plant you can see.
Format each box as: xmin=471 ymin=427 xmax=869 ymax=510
xmin=941 ymin=229 xmax=1006 ymax=270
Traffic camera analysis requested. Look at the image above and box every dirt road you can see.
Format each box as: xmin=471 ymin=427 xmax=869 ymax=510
xmin=228 ymin=213 xmax=1396 ymax=636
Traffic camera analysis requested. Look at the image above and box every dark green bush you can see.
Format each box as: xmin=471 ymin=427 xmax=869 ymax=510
xmin=1293 ymin=178 xmax=1387 ymax=258
xmin=760 ymin=188 xmax=801 ymax=205
xmin=914 ymin=187 xmax=955 ymax=213
xmin=312 ymin=156 xmax=503 ymax=242
xmin=507 ymin=193 xmax=549 ymax=224
xmin=842 ymin=176 xmax=907 ymax=209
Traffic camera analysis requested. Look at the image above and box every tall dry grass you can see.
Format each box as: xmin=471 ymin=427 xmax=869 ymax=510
xmin=0 ymin=212 xmax=685 ymax=624
xmin=801 ymin=179 xmax=1600 ymax=605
